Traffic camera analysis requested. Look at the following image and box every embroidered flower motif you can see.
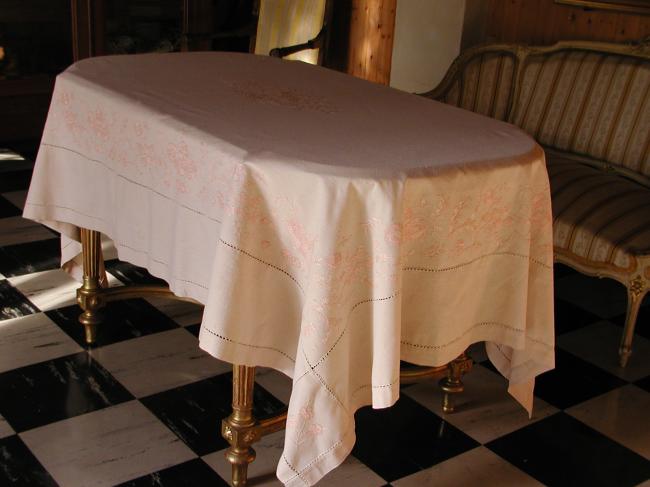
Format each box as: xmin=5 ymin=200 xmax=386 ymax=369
xmin=133 ymin=121 xmax=148 ymax=137
xmin=57 ymin=91 xmax=81 ymax=134
xmin=382 ymin=208 xmax=427 ymax=246
xmin=385 ymin=223 xmax=402 ymax=245
xmin=286 ymin=406 xmax=324 ymax=445
xmin=87 ymin=108 xmax=111 ymax=141
xmin=288 ymin=218 xmax=315 ymax=259
xmin=167 ymin=141 xmax=197 ymax=178
xmin=229 ymin=81 xmax=338 ymax=114
xmin=136 ymin=142 xmax=159 ymax=168
xmin=303 ymin=302 xmax=342 ymax=345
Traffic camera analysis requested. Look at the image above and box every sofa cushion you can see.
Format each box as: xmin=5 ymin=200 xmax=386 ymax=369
xmin=512 ymin=50 xmax=650 ymax=177
xmin=548 ymin=154 xmax=650 ymax=272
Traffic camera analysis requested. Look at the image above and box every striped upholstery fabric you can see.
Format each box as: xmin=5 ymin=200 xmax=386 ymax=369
xmin=548 ymin=155 xmax=650 ymax=271
xmin=511 ymin=50 xmax=650 ymax=177
xmin=440 ymin=52 xmax=516 ymax=121
xmin=254 ymin=0 xmax=326 ymax=65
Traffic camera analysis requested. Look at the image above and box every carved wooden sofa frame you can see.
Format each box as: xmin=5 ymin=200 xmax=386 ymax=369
xmin=423 ymin=40 xmax=649 ymax=367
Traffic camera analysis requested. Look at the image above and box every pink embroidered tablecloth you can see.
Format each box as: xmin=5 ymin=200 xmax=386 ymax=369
xmin=24 ymin=52 xmax=555 ymax=486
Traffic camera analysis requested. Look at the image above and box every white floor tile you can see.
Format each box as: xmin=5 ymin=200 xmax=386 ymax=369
xmin=467 ymin=341 xmax=488 ymax=363
xmin=20 ymin=400 xmax=196 ymax=487
xmin=391 ymin=446 xmax=544 ymax=486
xmin=567 ymin=384 xmax=650 ymax=460
xmin=8 ymin=268 xmax=122 ymax=312
xmin=558 ymin=321 xmax=650 ymax=382
xmin=203 ymin=430 xmax=385 ymax=487
xmin=0 ymin=414 xmax=14 ymax=439
xmin=0 ymin=313 xmax=83 ymax=373
xmin=403 ymin=364 xmax=557 ymax=444
xmin=1 ymin=190 xmax=27 ymax=210
xmin=0 ymin=217 xmax=56 ymax=247
xmin=0 ymin=150 xmax=33 ymax=172
xmin=91 ymin=328 xmax=230 ymax=398
xmin=256 ymin=367 xmax=292 ymax=405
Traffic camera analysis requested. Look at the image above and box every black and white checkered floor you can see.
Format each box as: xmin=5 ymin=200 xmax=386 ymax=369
xmin=1 ymin=149 xmax=649 ymax=486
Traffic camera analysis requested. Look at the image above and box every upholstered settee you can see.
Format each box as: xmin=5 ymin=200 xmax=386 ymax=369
xmin=422 ymin=40 xmax=649 ymax=367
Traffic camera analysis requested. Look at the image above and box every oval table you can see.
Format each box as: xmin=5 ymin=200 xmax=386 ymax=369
xmin=24 ymin=52 xmax=555 ymax=486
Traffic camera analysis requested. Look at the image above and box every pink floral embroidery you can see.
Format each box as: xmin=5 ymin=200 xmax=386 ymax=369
xmin=286 ymin=406 xmax=324 ymax=445
xmin=303 ymin=301 xmax=342 ymax=345
xmin=57 ymin=91 xmax=81 ymax=134
xmin=87 ymin=109 xmax=111 ymax=141
xmin=167 ymin=140 xmax=198 ymax=193
xmin=229 ymin=81 xmax=338 ymax=114
xmin=288 ymin=218 xmax=315 ymax=259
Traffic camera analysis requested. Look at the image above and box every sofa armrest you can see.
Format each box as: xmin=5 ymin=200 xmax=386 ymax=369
xmin=269 ymin=25 xmax=327 ymax=59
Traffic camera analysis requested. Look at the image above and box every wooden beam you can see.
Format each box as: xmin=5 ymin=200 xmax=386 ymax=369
xmin=346 ymin=0 xmax=397 ymax=85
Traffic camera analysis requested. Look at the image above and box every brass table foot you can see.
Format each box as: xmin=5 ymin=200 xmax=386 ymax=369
xmin=77 ymin=229 xmax=105 ymax=345
xmin=439 ymin=352 xmax=473 ymax=413
xmin=222 ymin=365 xmax=288 ymax=486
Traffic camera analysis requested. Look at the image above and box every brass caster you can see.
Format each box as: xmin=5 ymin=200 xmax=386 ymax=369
xmin=439 ymin=377 xmax=464 ymax=413
xmin=78 ymin=306 xmax=103 ymax=345
xmin=82 ymin=321 xmax=98 ymax=345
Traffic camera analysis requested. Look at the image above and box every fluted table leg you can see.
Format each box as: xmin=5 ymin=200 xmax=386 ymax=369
xmin=223 ymin=365 xmax=257 ymax=486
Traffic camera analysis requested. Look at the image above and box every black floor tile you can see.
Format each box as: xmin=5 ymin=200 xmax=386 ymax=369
xmin=610 ymin=298 xmax=650 ymax=340
xmin=0 ymin=435 xmax=58 ymax=486
xmin=0 ymin=238 xmax=60 ymax=277
xmin=106 ymin=259 xmax=168 ymax=286
xmin=115 ymin=458 xmax=228 ymax=487
xmin=0 ymin=169 xmax=32 ymax=192
xmin=554 ymin=298 xmax=602 ymax=335
xmin=0 ymin=352 xmax=133 ymax=432
xmin=45 ymin=298 xmax=180 ymax=348
xmin=185 ymin=323 xmax=201 ymax=337
xmin=635 ymin=374 xmax=650 ymax=394
xmin=141 ymin=374 xmax=286 ymax=456
xmin=533 ymin=349 xmax=627 ymax=409
xmin=553 ymin=263 xmax=578 ymax=279
xmin=352 ymin=395 xmax=479 ymax=482
xmin=4 ymin=143 xmax=38 ymax=163
xmin=487 ymin=412 xmax=650 ymax=487
xmin=0 ymin=280 xmax=39 ymax=320
xmin=0 ymin=195 xmax=21 ymax=218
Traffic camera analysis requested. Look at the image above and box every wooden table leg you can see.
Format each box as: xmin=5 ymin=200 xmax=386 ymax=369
xmin=77 ymin=228 xmax=105 ymax=344
xmin=223 ymin=365 xmax=257 ymax=486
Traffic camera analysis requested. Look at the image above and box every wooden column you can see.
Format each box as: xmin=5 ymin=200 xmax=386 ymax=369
xmin=71 ymin=0 xmax=105 ymax=61
xmin=181 ymin=0 xmax=215 ymax=52
xmin=346 ymin=0 xmax=397 ymax=85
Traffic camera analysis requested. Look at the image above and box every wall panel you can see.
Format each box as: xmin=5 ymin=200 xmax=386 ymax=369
xmin=463 ymin=0 xmax=649 ymax=48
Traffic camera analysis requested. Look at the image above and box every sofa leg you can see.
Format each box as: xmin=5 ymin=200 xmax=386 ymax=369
xmin=619 ymin=276 xmax=647 ymax=368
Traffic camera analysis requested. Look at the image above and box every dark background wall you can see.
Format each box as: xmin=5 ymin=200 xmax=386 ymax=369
xmin=463 ymin=0 xmax=650 ymax=48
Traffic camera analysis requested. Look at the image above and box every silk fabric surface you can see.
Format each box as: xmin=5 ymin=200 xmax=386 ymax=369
xmin=24 ymin=52 xmax=555 ymax=486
